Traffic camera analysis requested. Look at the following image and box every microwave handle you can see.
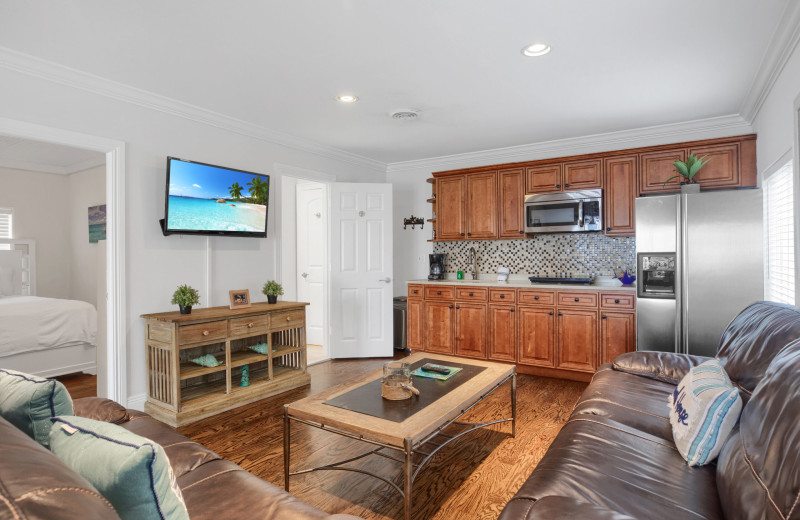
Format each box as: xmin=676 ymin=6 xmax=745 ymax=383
xmin=578 ymin=200 xmax=584 ymax=227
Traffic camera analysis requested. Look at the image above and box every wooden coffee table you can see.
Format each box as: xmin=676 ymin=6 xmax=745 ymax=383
xmin=283 ymin=353 xmax=516 ymax=520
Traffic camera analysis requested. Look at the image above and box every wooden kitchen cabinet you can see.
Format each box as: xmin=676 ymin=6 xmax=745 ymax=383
xmin=639 ymin=149 xmax=686 ymax=194
xmin=688 ymin=142 xmax=744 ymax=188
xmin=488 ymin=304 xmax=517 ymax=362
xmin=436 ymin=175 xmax=465 ymax=239
xmin=407 ymin=298 xmax=425 ymax=350
xmin=498 ymin=168 xmax=525 ymax=238
xmin=526 ymin=164 xmax=562 ymax=194
xmin=465 ymin=172 xmax=498 ymax=239
xmin=556 ymin=308 xmax=599 ymax=373
xmin=518 ymin=306 xmax=556 ymax=367
xmin=454 ymin=302 xmax=487 ymax=359
xmin=600 ymin=311 xmax=636 ymax=366
xmin=562 ymin=159 xmax=602 ymax=190
xmin=604 ymin=155 xmax=637 ymax=236
xmin=424 ymin=300 xmax=455 ymax=354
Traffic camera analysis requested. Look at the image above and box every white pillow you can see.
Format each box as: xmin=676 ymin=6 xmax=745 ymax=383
xmin=0 ymin=267 xmax=14 ymax=296
xmin=668 ymin=359 xmax=742 ymax=466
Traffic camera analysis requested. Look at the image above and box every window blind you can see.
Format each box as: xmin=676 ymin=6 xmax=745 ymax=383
xmin=0 ymin=208 xmax=12 ymax=250
xmin=764 ymin=162 xmax=795 ymax=304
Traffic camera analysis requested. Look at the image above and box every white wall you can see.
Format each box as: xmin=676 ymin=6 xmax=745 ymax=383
xmin=0 ymin=166 xmax=71 ymax=298
xmin=68 ymin=164 xmax=105 ymax=308
xmin=0 ymin=66 xmax=385 ymax=405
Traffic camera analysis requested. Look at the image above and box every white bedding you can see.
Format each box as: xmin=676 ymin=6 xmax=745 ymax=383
xmin=0 ymin=296 xmax=97 ymax=358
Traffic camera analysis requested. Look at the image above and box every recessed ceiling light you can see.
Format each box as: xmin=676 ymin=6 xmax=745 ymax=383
xmin=521 ymin=43 xmax=551 ymax=57
xmin=336 ymin=94 xmax=359 ymax=103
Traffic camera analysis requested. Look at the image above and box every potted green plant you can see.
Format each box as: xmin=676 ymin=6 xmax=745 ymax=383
xmin=665 ymin=154 xmax=711 ymax=193
xmin=262 ymin=280 xmax=284 ymax=304
xmin=171 ymin=284 xmax=200 ymax=314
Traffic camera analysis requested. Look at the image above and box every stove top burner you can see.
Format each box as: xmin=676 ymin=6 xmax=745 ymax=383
xmin=528 ymin=276 xmax=593 ymax=285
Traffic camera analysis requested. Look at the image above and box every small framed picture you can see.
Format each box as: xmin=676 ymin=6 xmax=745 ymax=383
xmin=228 ymin=289 xmax=251 ymax=309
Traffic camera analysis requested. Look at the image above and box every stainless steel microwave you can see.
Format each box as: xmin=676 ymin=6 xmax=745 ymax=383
xmin=524 ymin=189 xmax=603 ymax=233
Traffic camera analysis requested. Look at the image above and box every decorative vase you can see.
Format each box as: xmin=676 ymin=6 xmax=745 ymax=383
xmin=680 ymin=183 xmax=701 ymax=194
xmin=179 ymin=305 xmax=192 ymax=314
xmin=267 ymin=295 xmax=278 ymax=304
xmin=240 ymin=365 xmax=250 ymax=387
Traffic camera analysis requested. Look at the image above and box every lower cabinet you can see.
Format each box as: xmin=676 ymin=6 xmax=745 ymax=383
xmin=600 ymin=311 xmax=636 ymax=365
xmin=424 ymin=300 xmax=455 ymax=354
xmin=407 ymin=298 xmax=425 ymax=350
xmin=488 ymin=304 xmax=517 ymax=362
xmin=455 ymin=302 xmax=487 ymax=358
xmin=518 ymin=306 xmax=556 ymax=367
xmin=556 ymin=309 xmax=599 ymax=372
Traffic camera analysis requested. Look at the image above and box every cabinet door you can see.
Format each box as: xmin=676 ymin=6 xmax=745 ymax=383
xmin=407 ymin=298 xmax=425 ymax=350
xmin=639 ymin=149 xmax=686 ymax=194
xmin=488 ymin=304 xmax=516 ymax=362
xmin=437 ymin=176 xmax=465 ymax=240
xmin=600 ymin=312 xmax=636 ymax=366
xmin=526 ymin=164 xmax=562 ymax=194
xmin=688 ymin=142 xmax=740 ymax=188
xmin=465 ymin=172 xmax=498 ymax=239
xmin=563 ymin=159 xmax=602 ymax=190
xmin=455 ymin=302 xmax=487 ymax=359
xmin=424 ymin=300 xmax=455 ymax=354
xmin=557 ymin=309 xmax=598 ymax=372
xmin=604 ymin=155 xmax=637 ymax=236
xmin=498 ymin=168 xmax=524 ymax=238
xmin=518 ymin=306 xmax=556 ymax=367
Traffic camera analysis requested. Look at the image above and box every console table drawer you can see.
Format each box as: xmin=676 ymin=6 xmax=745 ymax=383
xmin=518 ymin=290 xmax=555 ymax=306
xmin=179 ymin=321 xmax=228 ymax=346
xmin=425 ymin=286 xmax=455 ymax=300
xmin=455 ymin=287 xmax=488 ymax=301
xmin=557 ymin=291 xmax=598 ymax=308
xmin=230 ymin=315 xmax=269 ymax=336
xmin=271 ymin=309 xmax=306 ymax=330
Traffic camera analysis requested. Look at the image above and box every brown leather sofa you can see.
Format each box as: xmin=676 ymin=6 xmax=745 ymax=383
xmin=0 ymin=394 xmax=359 ymax=519
xmin=499 ymin=301 xmax=800 ymax=520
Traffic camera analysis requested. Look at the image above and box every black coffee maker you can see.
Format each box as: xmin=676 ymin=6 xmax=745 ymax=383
xmin=428 ymin=254 xmax=446 ymax=280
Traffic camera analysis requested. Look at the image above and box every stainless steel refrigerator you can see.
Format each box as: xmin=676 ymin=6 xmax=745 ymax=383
xmin=635 ymin=190 xmax=763 ymax=357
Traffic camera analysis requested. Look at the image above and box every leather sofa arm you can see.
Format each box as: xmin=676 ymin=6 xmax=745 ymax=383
xmin=502 ymin=496 xmax=637 ymax=520
xmin=72 ymin=397 xmax=130 ymax=424
xmin=613 ymin=351 xmax=711 ymax=385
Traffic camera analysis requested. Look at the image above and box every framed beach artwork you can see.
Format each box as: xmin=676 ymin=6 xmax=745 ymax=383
xmin=88 ymin=205 xmax=106 ymax=243
xmin=229 ymin=289 xmax=252 ymax=309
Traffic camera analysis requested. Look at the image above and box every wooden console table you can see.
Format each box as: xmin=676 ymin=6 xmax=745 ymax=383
xmin=141 ymin=301 xmax=310 ymax=427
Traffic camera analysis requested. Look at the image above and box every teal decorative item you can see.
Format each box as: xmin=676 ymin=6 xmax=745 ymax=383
xmin=189 ymin=354 xmax=221 ymax=367
xmin=249 ymin=342 xmax=269 ymax=355
xmin=240 ymin=365 xmax=250 ymax=387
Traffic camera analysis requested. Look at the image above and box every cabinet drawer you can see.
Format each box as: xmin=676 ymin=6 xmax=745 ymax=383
xmin=518 ymin=290 xmax=555 ymax=306
xmin=148 ymin=321 xmax=173 ymax=343
xmin=557 ymin=291 xmax=598 ymax=308
xmin=425 ymin=286 xmax=455 ymax=300
xmin=408 ymin=284 xmax=424 ymax=299
xmin=455 ymin=287 xmax=488 ymax=301
xmin=230 ymin=315 xmax=269 ymax=336
xmin=271 ymin=309 xmax=306 ymax=330
xmin=600 ymin=292 xmax=636 ymax=310
xmin=179 ymin=321 xmax=228 ymax=346
xmin=489 ymin=288 xmax=516 ymax=303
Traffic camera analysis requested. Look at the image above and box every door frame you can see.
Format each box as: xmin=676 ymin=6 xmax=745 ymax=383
xmin=0 ymin=117 xmax=127 ymax=404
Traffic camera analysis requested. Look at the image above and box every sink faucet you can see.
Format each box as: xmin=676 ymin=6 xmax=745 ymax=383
xmin=468 ymin=247 xmax=478 ymax=280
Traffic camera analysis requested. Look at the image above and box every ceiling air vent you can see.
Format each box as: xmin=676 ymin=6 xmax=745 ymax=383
xmin=390 ymin=109 xmax=420 ymax=121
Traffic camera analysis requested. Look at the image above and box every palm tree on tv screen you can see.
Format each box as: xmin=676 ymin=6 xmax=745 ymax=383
xmin=228 ymin=182 xmax=243 ymax=200
xmin=247 ymin=177 xmax=267 ymax=205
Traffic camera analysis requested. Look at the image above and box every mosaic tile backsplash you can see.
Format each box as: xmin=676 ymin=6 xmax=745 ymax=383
xmin=432 ymin=234 xmax=636 ymax=278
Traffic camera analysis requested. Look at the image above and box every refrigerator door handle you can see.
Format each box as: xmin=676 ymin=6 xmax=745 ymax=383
xmin=578 ymin=200 xmax=584 ymax=228
xmin=679 ymin=194 xmax=689 ymax=355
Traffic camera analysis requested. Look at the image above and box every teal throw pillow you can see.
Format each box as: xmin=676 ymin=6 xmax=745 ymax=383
xmin=0 ymin=368 xmax=73 ymax=447
xmin=49 ymin=416 xmax=189 ymax=520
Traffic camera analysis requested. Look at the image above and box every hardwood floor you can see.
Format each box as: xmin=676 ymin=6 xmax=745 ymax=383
xmin=179 ymin=357 xmax=586 ymax=520
xmin=56 ymin=372 xmax=97 ymax=399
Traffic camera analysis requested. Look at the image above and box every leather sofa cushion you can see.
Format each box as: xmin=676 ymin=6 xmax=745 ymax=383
xmin=74 ymin=397 xmax=130 ymax=424
xmin=716 ymin=341 xmax=800 ymax=520
xmin=506 ymin=415 xmax=722 ymax=520
xmin=501 ymin=496 xmax=638 ymax=520
xmin=613 ymin=351 xmax=711 ymax=385
xmin=571 ymin=365 xmax=675 ymax=440
xmin=0 ymin=416 xmax=119 ymax=519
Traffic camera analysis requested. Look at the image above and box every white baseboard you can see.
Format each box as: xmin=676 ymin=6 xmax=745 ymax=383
xmin=126 ymin=393 xmax=147 ymax=411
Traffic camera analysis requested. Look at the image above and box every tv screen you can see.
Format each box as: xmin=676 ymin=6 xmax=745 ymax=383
xmin=163 ymin=157 xmax=269 ymax=237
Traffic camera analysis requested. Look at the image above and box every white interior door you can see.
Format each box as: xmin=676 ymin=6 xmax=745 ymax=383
xmin=296 ymin=182 xmax=326 ymax=347
xmin=330 ymin=183 xmax=393 ymax=358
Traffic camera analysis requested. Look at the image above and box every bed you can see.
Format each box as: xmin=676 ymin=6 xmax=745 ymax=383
xmin=0 ymin=241 xmax=97 ymax=377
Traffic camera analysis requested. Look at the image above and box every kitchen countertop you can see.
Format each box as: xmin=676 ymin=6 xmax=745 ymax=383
xmin=406 ymin=278 xmax=636 ymax=292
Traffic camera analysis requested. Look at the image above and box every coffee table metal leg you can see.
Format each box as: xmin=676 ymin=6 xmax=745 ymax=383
xmin=511 ymin=372 xmax=517 ymax=438
xmin=284 ymin=406 xmax=290 ymax=491
xmin=404 ymin=439 xmax=413 ymax=520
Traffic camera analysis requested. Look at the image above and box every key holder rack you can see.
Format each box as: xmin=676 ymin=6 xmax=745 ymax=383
xmin=403 ymin=215 xmax=424 ymax=230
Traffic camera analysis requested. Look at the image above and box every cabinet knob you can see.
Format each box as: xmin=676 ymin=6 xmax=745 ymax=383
xmin=286 ymin=317 xmax=291 ymax=322
xmin=519 ymin=230 xmax=524 ymax=234
xmin=437 ymin=291 xmax=441 ymax=295
xmin=549 ymin=311 xmax=554 ymax=315
xmin=564 ymin=183 xmax=570 ymax=188
xmin=247 ymin=322 xmax=254 ymax=328
xmin=460 ymin=233 xmax=465 ymax=236
xmin=202 ymin=330 xmax=209 ymax=336
xmin=413 ymin=290 xmax=418 ymax=294
xmin=606 ymin=227 xmax=612 ymax=231
xmin=614 ymin=299 xmax=620 ymax=304
xmin=500 ymin=294 xmax=505 ymax=299
xmin=469 ymin=292 xmax=474 ymax=296
xmin=558 ymin=312 xmax=563 ymax=316
xmin=602 ymin=315 xmax=607 ymax=319
xmin=534 ymin=296 xmax=539 ymax=300
xmin=467 ymin=232 xmax=472 ymax=237
xmin=556 ymin=184 xmax=561 ymax=189
xmin=574 ymin=297 xmax=579 ymax=302
xmin=456 ymin=305 xmax=460 ymax=309
xmin=510 ymin=308 xmax=515 ymax=312
xmin=449 ymin=305 xmax=453 ymax=309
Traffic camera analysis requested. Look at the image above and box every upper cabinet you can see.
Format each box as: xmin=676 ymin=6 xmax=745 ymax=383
xmin=436 ymin=175 xmax=465 ymax=240
xmin=563 ymin=159 xmax=602 ymax=190
xmin=465 ymin=172 xmax=498 ymax=239
xmin=498 ymin=168 xmax=525 ymax=238
xmin=604 ymin=156 xmax=638 ymax=236
xmin=526 ymin=164 xmax=562 ymax=193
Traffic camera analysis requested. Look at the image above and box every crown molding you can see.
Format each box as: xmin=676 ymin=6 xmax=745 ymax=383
xmin=0 ymin=156 xmax=104 ymax=175
xmin=740 ymin=1 xmax=800 ymax=122
xmin=386 ymin=114 xmax=753 ymax=174
xmin=0 ymin=47 xmax=386 ymax=173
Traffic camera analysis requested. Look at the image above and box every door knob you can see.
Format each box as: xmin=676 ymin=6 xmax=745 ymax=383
xmin=301 ymin=272 xmax=309 ymax=278
xmin=358 ymin=210 xmax=365 ymax=217
xmin=378 ymin=277 xmax=392 ymax=283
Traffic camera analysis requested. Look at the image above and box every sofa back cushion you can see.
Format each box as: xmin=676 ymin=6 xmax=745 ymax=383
xmin=716 ymin=341 xmax=800 ymax=520
xmin=716 ymin=301 xmax=800 ymax=398
xmin=0 ymin=368 xmax=73 ymax=447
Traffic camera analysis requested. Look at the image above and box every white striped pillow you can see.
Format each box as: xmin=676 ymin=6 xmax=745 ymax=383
xmin=668 ymin=359 xmax=742 ymax=466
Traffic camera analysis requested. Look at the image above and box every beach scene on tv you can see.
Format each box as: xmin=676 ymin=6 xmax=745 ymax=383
xmin=167 ymin=160 xmax=269 ymax=233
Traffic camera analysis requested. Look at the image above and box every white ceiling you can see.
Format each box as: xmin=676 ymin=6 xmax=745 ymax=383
xmin=0 ymin=0 xmax=790 ymax=164
xmin=0 ymin=135 xmax=105 ymax=175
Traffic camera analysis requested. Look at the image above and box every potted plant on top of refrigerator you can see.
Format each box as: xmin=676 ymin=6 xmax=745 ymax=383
xmin=664 ymin=154 xmax=711 ymax=193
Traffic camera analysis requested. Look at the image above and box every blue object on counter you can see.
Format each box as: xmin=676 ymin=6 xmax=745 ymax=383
xmin=620 ymin=271 xmax=636 ymax=285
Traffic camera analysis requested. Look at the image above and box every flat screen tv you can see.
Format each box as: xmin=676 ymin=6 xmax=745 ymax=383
xmin=162 ymin=157 xmax=269 ymax=237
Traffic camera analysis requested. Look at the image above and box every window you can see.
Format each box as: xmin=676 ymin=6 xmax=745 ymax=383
xmin=0 ymin=207 xmax=12 ymax=250
xmin=763 ymin=161 xmax=795 ymax=304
